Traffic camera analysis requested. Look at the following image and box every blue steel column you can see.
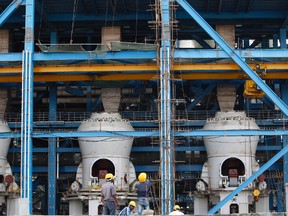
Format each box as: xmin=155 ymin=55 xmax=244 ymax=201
xmin=21 ymin=0 xmax=35 ymax=213
xmin=160 ymin=0 xmax=174 ymax=214
xmin=48 ymin=85 xmax=57 ymax=215
xmin=175 ymin=0 xmax=288 ymax=117
xmin=279 ymin=28 xmax=287 ymax=49
xmin=281 ymin=82 xmax=288 ymax=213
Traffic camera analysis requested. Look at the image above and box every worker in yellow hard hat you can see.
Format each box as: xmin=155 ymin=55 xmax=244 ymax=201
xmin=118 ymin=201 xmax=136 ymax=216
xmin=101 ymin=173 xmax=119 ymax=215
xmin=135 ymin=172 xmax=152 ymax=216
xmin=169 ymin=205 xmax=184 ymax=215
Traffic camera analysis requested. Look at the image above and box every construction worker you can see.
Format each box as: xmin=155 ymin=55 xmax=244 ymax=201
xmin=101 ymin=173 xmax=120 ymax=215
xmin=135 ymin=172 xmax=152 ymax=216
xmin=169 ymin=205 xmax=184 ymax=215
xmin=118 ymin=201 xmax=136 ymax=216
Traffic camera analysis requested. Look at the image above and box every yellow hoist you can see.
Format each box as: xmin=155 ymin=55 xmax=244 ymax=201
xmin=243 ymin=80 xmax=265 ymax=98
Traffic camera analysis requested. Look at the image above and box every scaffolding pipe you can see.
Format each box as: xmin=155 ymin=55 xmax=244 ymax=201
xmin=21 ymin=0 xmax=35 ymax=214
xmin=160 ymin=0 xmax=174 ymax=214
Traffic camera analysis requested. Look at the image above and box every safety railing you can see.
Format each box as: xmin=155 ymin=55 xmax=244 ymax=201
xmin=2 ymin=110 xmax=286 ymax=124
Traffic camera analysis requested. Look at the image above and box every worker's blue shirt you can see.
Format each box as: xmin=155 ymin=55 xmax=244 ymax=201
xmin=119 ymin=206 xmax=134 ymax=216
xmin=135 ymin=180 xmax=152 ymax=198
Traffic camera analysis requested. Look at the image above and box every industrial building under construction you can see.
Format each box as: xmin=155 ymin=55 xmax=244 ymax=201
xmin=0 ymin=0 xmax=287 ymax=215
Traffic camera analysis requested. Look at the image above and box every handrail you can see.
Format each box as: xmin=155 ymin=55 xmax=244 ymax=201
xmin=2 ymin=110 xmax=285 ymax=123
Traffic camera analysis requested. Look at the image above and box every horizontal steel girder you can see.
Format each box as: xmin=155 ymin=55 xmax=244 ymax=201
xmin=1 ymin=129 xmax=288 ymax=138
xmin=1 ymin=63 xmax=288 ymax=82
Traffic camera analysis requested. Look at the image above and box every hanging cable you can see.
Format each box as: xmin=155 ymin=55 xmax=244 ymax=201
xmin=70 ymin=0 xmax=79 ymax=44
xmin=37 ymin=0 xmax=44 ymax=41
xmin=135 ymin=0 xmax=138 ymax=42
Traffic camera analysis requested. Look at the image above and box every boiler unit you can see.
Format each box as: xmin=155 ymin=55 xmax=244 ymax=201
xmin=63 ymin=112 xmax=137 ymax=215
xmin=194 ymin=111 xmax=269 ymax=214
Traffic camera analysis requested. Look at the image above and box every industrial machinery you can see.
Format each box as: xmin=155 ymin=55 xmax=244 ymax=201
xmin=194 ymin=111 xmax=269 ymax=214
xmin=63 ymin=112 xmax=137 ymax=215
xmin=0 ymin=121 xmax=20 ymax=215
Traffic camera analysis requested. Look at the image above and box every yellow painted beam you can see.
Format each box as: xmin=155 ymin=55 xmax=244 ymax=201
xmin=0 ymin=63 xmax=288 ymax=82
xmin=0 ymin=74 xmax=157 ymax=82
xmin=0 ymin=62 xmax=288 ymax=73
xmin=0 ymin=64 xmax=158 ymax=73
xmin=0 ymin=72 xmax=287 ymax=82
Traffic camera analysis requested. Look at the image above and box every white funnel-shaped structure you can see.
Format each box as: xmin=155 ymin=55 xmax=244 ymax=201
xmin=0 ymin=121 xmax=11 ymax=176
xmin=203 ymin=111 xmax=259 ymax=190
xmin=194 ymin=111 xmax=269 ymax=214
xmin=77 ymin=112 xmax=136 ymax=189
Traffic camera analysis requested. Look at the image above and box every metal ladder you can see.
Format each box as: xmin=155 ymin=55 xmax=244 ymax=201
xmin=149 ymin=181 xmax=160 ymax=214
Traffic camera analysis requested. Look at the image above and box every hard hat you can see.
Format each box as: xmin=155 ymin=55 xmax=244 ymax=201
xmin=129 ymin=201 xmax=136 ymax=207
xmin=138 ymin=172 xmax=147 ymax=182
xmin=105 ymin=173 xmax=114 ymax=180
xmin=253 ymin=189 xmax=260 ymax=197
xmin=173 ymin=205 xmax=180 ymax=210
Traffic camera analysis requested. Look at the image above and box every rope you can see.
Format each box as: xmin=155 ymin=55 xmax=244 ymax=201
xmin=70 ymin=0 xmax=79 ymax=44
xmin=37 ymin=0 xmax=45 ymax=41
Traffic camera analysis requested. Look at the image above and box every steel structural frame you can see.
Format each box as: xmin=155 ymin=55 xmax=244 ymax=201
xmin=0 ymin=0 xmax=288 ymax=214
xmin=21 ymin=0 xmax=35 ymax=213
xmin=175 ymin=0 xmax=288 ymax=214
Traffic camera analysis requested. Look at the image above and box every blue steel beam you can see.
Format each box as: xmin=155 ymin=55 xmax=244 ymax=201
xmin=186 ymin=84 xmax=216 ymax=110
xmin=175 ymin=0 xmax=288 ymax=116
xmin=0 ymin=0 xmax=23 ymax=27
xmin=160 ymin=0 xmax=174 ymax=214
xmin=31 ymin=129 xmax=288 ymax=137
xmin=3 ymin=129 xmax=288 ymax=138
xmin=3 ymin=10 xmax=288 ymax=24
xmin=4 ymin=49 xmax=288 ymax=62
xmin=208 ymin=142 xmax=288 ymax=214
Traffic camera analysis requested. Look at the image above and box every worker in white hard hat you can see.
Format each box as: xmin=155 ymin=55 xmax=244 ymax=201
xmin=134 ymin=172 xmax=152 ymax=216
xmin=169 ymin=205 xmax=184 ymax=215
xmin=118 ymin=201 xmax=136 ymax=216
xmin=101 ymin=173 xmax=119 ymax=215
